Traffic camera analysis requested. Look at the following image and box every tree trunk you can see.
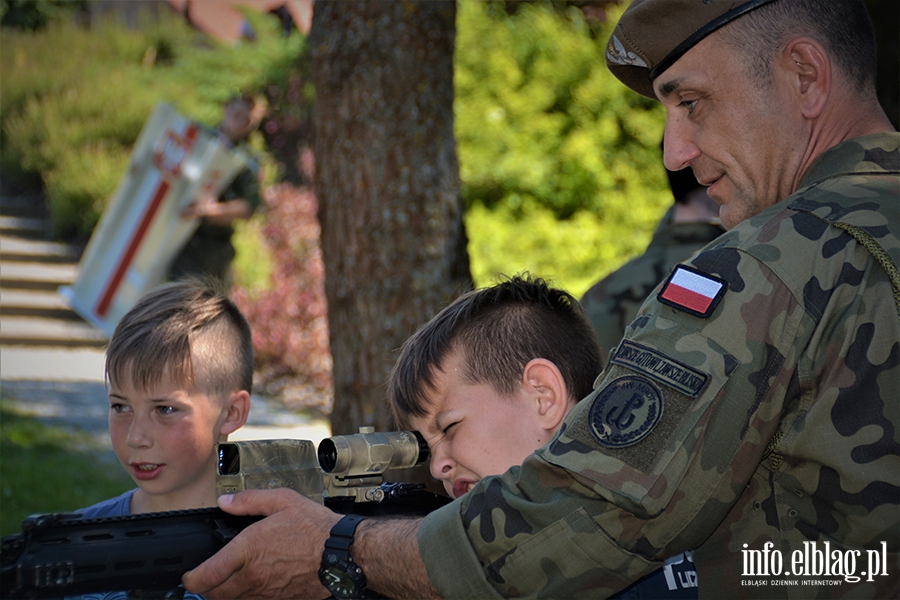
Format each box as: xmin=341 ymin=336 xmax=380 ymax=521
xmin=310 ymin=0 xmax=471 ymax=435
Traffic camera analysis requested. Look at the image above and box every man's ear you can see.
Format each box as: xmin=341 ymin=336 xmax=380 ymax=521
xmin=780 ymin=37 xmax=831 ymax=119
xmin=219 ymin=390 xmax=251 ymax=438
xmin=522 ymin=358 xmax=571 ymax=432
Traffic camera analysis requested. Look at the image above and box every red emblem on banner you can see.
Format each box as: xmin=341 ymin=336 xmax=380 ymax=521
xmin=153 ymin=129 xmax=195 ymax=180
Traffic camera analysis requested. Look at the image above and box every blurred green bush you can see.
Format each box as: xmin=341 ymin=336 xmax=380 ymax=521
xmin=456 ymin=0 xmax=670 ymax=296
xmin=0 ymin=8 xmax=303 ymax=239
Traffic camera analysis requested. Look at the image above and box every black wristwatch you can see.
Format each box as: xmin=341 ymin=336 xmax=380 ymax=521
xmin=318 ymin=515 xmax=371 ymax=599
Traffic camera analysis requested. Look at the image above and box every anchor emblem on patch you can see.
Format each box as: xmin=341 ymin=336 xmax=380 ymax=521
xmin=589 ymin=376 xmax=663 ymax=447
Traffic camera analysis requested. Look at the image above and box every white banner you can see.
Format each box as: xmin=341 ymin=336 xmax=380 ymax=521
xmin=60 ymin=103 xmax=248 ymax=336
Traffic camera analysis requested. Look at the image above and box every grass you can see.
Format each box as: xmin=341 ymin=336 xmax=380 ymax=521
xmin=0 ymin=401 xmax=132 ymax=537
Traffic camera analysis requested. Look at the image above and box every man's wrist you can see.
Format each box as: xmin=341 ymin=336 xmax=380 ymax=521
xmin=319 ymin=515 xmax=371 ymax=599
xmin=351 ymin=518 xmax=439 ymax=600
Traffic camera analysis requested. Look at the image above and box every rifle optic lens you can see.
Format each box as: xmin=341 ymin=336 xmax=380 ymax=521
xmin=218 ymin=443 xmax=241 ymax=475
xmin=318 ymin=439 xmax=339 ymax=472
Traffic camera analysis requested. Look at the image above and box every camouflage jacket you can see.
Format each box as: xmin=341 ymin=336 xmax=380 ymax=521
xmin=418 ymin=132 xmax=900 ymax=599
xmin=581 ymin=208 xmax=724 ymax=364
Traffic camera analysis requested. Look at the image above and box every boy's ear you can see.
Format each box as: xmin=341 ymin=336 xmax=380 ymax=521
xmin=522 ymin=359 xmax=571 ymax=432
xmin=219 ymin=390 xmax=251 ymax=438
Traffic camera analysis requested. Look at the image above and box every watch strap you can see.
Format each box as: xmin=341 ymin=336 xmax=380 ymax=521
xmin=320 ymin=515 xmax=372 ymax=599
xmin=325 ymin=515 xmax=366 ymax=552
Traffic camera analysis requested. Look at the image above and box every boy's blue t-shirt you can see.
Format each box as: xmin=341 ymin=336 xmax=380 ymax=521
xmin=71 ymin=490 xmax=205 ymax=600
xmin=76 ymin=489 xmax=134 ymax=518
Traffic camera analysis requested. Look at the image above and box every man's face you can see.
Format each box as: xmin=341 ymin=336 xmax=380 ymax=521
xmin=408 ymin=349 xmax=556 ymax=499
xmin=108 ymin=372 xmax=229 ymax=510
xmin=654 ymin=32 xmax=803 ymax=229
xmin=222 ymin=101 xmax=252 ymax=143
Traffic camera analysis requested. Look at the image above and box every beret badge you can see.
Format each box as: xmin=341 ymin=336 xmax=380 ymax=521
xmin=606 ymin=35 xmax=647 ymax=68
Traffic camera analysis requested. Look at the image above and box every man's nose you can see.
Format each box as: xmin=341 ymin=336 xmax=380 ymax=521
xmin=663 ymin=115 xmax=701 ymax=172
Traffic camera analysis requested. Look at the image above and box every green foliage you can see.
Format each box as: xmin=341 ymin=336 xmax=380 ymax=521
xmin=232 ymin=213 xmax=275 ymax=294
xmin=0 ymin=0 xmax=84 ymax=30
xmin=0 ymin=402 xmax=131 ymax=537
xmin=466 ymin=186 xmax=671 ymax=298
xmin=456 ymin=0 xmax=671 ymax=297
xmin=0 ymin=9 xmax=304 ymax=239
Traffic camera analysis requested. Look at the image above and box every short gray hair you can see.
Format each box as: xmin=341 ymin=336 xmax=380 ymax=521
xmin=720 ymin=0 xmax=877 ymax=90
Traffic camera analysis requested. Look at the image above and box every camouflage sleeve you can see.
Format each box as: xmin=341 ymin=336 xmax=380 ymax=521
xmin=419 ymin=187 xmax=900 ymax=597
xmin=420 ymin=236 xmax=812 ymax=596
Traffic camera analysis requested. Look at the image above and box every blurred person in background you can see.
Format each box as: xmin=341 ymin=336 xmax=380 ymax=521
xmin=168 ymin=95 xmax=263 ymax=286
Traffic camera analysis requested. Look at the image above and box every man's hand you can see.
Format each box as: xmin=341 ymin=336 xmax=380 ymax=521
xmin=180 ymin=193 xmax=217 ymax=220
xmin=181 ymin=196 xmax=253 ymax=226
xmin=182 ymin=488 xmax=341 ymax=599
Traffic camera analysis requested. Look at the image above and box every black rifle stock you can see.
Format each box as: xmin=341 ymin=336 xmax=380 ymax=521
xmin=1 ymin=430 xmax=449 ymax=599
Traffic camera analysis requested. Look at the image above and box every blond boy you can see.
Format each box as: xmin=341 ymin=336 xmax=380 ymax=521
xmin=78 ymin=279 xmax=252 ymax=517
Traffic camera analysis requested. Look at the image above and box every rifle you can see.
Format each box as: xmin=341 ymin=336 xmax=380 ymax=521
xmin=1 ymin=429 xmax=450 ymax=599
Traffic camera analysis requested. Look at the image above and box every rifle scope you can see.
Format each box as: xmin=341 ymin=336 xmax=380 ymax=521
xmin=318 ymin=429 xmax=429 ymax=477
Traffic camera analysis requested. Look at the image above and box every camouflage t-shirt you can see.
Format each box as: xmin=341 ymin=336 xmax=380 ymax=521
xmin=418 ymin=132 xmax=900 ymax=599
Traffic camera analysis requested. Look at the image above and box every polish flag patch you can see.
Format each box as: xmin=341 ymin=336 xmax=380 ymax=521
xmin=658 ymin=265 xmax=727 ymax=318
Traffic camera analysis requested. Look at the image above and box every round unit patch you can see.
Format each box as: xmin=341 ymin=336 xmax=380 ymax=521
xmin=589 ymin=376 xmax=663 ymax=448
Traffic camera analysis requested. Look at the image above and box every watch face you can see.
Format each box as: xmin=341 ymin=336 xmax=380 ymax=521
xmin=321 ymin=565 xmax=357 ymax=596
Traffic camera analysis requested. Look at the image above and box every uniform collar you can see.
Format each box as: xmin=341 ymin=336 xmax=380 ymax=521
xmin=797 ymin=132 xmax=900 ymax=191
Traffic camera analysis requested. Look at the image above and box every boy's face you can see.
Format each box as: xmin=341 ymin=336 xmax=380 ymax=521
xmin=107 ymin=372 xmax=233 ymax=510
xmin=408 ymin=349 xmax=559 ymax=499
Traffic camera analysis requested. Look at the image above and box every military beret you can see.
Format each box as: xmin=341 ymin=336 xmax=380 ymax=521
xmin=606 ymin=0 xmax=780 ymax=98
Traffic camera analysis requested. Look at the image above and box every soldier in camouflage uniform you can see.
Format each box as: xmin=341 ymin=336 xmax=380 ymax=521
xmin=582 ymin=165 xmax=724 ymax=364
xmin=181 ymin=1 xmax=899 ymax=599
